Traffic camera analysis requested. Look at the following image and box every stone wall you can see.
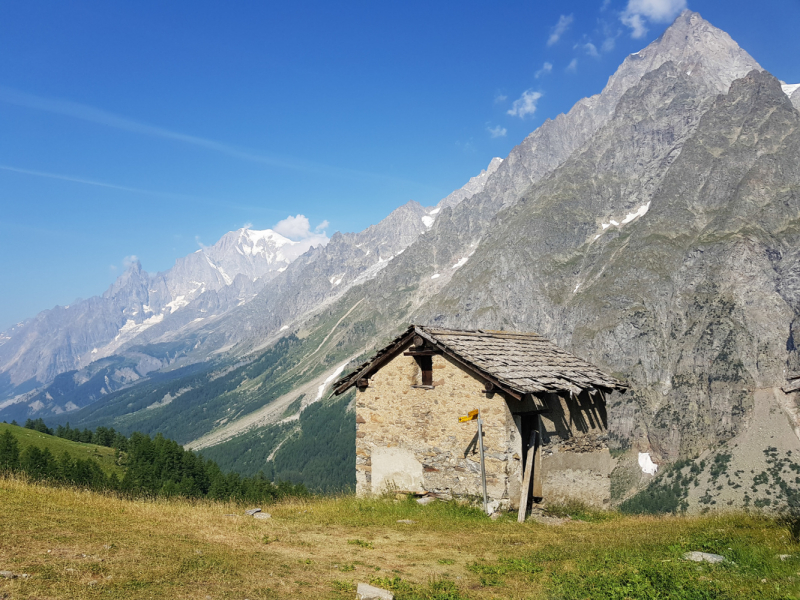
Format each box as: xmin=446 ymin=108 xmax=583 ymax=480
xmin=354 ymin=347 xmax=612 ymax=508
xmin=355 ymin=347 xmax=521 ymax=508
xmin=539 ymin=391 xmax=614 ymax=507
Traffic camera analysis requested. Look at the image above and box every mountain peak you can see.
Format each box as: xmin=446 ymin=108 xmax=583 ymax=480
xmin=619 ymin=9 xmax=761 ymax=95
xmin=236 ymin=227 xmax=293 ymax=249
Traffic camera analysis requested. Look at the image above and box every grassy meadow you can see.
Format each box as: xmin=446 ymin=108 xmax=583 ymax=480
xmin=0 ymin=423 xmax=123 ymax=478
xmin=0 ymin=475 xmax=798 ymax=599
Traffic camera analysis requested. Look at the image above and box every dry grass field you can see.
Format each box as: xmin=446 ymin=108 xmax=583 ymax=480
xmin=1 ymin=475 xmax=799 ymax=599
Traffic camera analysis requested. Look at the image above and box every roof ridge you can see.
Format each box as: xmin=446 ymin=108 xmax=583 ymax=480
xmin=334 ymin=323 xmax=627 ymax=396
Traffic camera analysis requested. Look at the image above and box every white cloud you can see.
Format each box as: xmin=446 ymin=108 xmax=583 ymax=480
xmin=547 ymin=14 xmax=574 ymax=46
xmin=487 ymin=125 xmax=507 ymax=138
xmin=535 ymin=62 xmax=553 ymax=78
xmin=601 ymin=0 xmax=612 ymax=9
xmin=494 ymin=93 xmax=508 ymax=104
xmin=621 ymin=0 xmax=686 ymax=38
xmin=242 ymin=222 xmax=253 ymax=229
xmin=274 ymin=215 xmax=314 ymax=239
xmin=583 ymin=42 xmax=600 ymax=57
xmin=122 ymin=255 xmax=139 ymax=267
xmin=621 ymin=12 xmax=648 ymax=38
xmin=507 ymin=90 xmax=543 ymax=118
xmin=272 ymin=215 xmax=330 ymax=260
xmin=602 ymin=36 xmax=616 ymax=52
xmin=566 ymin=58 xmax=578 ymax=72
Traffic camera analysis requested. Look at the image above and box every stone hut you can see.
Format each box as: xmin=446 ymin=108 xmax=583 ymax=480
xmin=333 ymin=325 xmax=627 ymax=509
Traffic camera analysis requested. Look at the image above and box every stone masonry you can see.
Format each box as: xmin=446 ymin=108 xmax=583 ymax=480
xmin=354 ymin=348 xmax=614 ymax=508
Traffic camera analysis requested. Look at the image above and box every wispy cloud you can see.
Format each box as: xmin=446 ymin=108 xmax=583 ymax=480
xmin=535 ymin=62 xmax=553 ymax=78
xmin=122 ymin=255 xmax=139 ymax=267
xmin=0 ymin=164 xmax=187 ymax=197
xmin=494 ymin=93 xmax=508 ymax=104
xmin=547 ymin=14 xmax=574 ymax=46
xmin=566 ymin=59 xmax=579 ymax=72
xmin=621 ymin=0 xmax=686 ymax=38
xmin=487 ymin=125 xmax=507 ymax=138
xmin=0 ymin=164 xmax=286 ymax=214
xmin=507 ymin=90 xmax=543 ymax=118
xmin=583 ymin=42 xmax=600 ymax=57
xmin=599 ymin=18 xmax=621 ymax=52
xmin=0 ymin=87 xmax=432 ymax=189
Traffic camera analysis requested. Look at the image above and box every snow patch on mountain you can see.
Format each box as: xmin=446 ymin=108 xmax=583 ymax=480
xmin=638 ymin=452 xmax=658 ymax=475
xmin=595 ymin=202 xmax=651 ymax=240
xmin=782 ymin=83 xmax=800 ymax=97
xmin=315 ymin=363 xmax=348 ymax=400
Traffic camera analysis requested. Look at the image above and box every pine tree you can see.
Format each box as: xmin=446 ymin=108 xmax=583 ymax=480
xmin=0 ymin=429 xmax=20 ymax=472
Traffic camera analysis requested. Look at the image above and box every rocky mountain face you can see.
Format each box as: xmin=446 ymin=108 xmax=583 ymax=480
xmin=3 ymin=10 xmax=799 ymax=509
xmin=423 ymin=68 xmax=800 ymax=457
xmin=0 ymin=227 xmax=316 ymax=392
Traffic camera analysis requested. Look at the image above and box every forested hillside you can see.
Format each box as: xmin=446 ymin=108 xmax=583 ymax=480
xmin=0 ymin=421 xmax=306 ymax=503
xmin=200 ymin=393 xmax=356 ymax=494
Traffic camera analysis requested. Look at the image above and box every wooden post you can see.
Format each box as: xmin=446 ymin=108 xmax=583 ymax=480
xmin=517 ymin=430 xmax=537 ymax=523
xmin=532 ymin=415 xmax=543 ymax=500
xmin=477 ymin=409 xmax=488 ymax=514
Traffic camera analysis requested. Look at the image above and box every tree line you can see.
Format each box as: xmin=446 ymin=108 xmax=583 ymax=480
xmin=0 ymin=421 xmax=307 ymax=503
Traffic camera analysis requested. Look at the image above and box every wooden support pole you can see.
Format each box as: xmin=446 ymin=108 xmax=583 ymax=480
xmin=532 ymin=415 xmax=543 ymax=500
xmin=477 ymin=409 xmax=488 ymax=514
xmin=517 ymin=430 xmax=537 ymax=523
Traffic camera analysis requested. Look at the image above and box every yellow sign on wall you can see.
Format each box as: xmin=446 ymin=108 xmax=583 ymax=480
xmin=458 ymin=409 xmax=479 ymax=423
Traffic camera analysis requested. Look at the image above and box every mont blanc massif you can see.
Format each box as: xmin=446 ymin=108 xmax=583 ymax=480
xmin=3 ymin=11 xmax=800 ymax=509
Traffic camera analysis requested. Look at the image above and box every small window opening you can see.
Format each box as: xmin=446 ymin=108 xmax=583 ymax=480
xmin=416 ymin=355 xmax=433 ymax=386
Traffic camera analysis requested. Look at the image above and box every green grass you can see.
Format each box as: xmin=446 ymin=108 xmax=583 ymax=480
xmin=0 ymin=423 xmax=123 ymax=477
xmin=1 ymin=476 xmax=799 ymax=599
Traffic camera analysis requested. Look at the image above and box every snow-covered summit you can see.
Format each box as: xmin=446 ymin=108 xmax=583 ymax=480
xmin=782 ymin=82 xmax=800 ymax=97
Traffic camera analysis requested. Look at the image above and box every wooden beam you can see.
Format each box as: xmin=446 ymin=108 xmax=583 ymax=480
xmin=333 ymin=330 xmax=415 ymax=395
xmin=517 ymin=430 xmax=537 ymax=523
xmin=531 ymin=415 xmax=543 ymax=500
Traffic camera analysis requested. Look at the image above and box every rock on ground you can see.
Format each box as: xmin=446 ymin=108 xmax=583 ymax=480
xmin=683 ymin=551 xmax=726 ymax=563
xmin=356 ymin=582 xmax=394 ymax=600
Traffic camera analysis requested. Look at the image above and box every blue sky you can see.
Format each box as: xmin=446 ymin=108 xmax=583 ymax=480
xmin=1 ymin=0 xmax=799 ymax=330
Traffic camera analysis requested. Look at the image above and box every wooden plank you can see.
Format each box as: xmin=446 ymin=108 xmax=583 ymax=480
xmin=782 ymin=379 xmax=800 ymax=394
xmin=333 ymin=329 xmax=416 ymax=394
xmin=517 ymin=430 xmax=537 ymax=523
xmin=531 ymin=415 xmax=544 ymax=500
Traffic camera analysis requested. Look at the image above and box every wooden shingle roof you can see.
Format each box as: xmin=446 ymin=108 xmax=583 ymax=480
xmin=333 ymin=325 xmax=626 ymax=398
